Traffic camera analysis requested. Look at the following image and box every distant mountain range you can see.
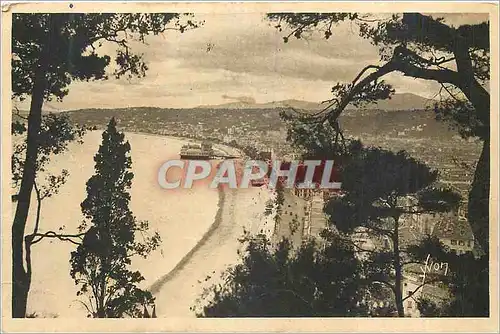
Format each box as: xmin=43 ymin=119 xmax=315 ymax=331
xmin=196 ymin=99 xmax=322 ymax=111
xmin=15 ymin=93 xmax=435 ymax=115
xmin=196 ymin=93 xmax=436 ymax=112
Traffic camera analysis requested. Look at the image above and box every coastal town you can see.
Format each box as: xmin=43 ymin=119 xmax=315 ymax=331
xmin=7 ymin=9 xmax=491 ymax=326
xmin=57 ymin=102 xmax=481 ymax=318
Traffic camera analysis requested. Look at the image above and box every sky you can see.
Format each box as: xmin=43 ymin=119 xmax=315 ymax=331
xmin=14 ymin=12 xmax=489 ymax=111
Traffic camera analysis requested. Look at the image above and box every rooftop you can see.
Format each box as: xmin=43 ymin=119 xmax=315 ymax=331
xmin=432 ymin=216 xmax=474 ymax=241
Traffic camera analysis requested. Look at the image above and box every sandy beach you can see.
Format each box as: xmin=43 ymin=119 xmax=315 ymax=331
xmin=150 ymin=185 xmax=272 ymax=317
xmin=16 ymin=130 xmax=268 ymax=318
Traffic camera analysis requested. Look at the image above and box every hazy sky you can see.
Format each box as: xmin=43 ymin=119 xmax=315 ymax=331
xmin=15 ymin=12 xmax=489 ymax=111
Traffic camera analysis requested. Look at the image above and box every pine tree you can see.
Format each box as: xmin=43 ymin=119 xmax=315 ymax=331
xmin=325 ymin=146 xmax=461 ymax=317
xmin=268 ymin=11 xmax=490 ymax=260
xmin=11 ymin=13 xmax=198 ymax=317
xmin=70 ymin=118 xmax=160 ymax=318
xmin=194 ymin=233 xmax=368 ymax=317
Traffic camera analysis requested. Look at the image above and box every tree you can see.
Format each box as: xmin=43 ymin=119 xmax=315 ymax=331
xmin=264 ymin=200 xmax=274 ymax=216
xmin=283 ymin=97 xmax=487 ymax=317
xmin=267 ymin=12 xmax=490 ymax=255
xmin=273 ymin=179 xmax=286 ymax=230
xmin=412 ymin=239 xmax=489 ymax=317
xmin=12 ymin=112 xmax=87 ymax=315
xmin=11 ymin=13 xmax=199 ymax=317
xmin=290 ymin=216 xmax=300 ymax=235
xmin=282 ymin=110 xmax=350 ymax=161
xmin=194 ymin=232 xmax=368 ymax=317
xmin=325 ymin=145 xmax=461 ymax=317
xmin=70 ymin=118 xmax=160 ymax=318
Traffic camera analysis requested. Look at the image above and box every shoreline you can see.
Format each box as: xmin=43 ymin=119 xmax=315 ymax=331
xmin=22 ymin=131 xmax=230 ymax=317
xmin=20 ymin=129 xmax=245 ymax=316
xmin=148 ymin=185 xmax=228 ymax=295
xmin=127 ymin=129 xmax=245 ymax=297
xmin=104 ymin=129 xmax=246 ymax=158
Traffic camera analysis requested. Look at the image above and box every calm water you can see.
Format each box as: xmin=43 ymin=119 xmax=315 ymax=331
xmin=24 ymin=131 xmax=219 ymax=317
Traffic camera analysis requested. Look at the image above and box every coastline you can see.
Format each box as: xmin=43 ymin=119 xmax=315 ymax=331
xmin=114 ymin=129 xmax=245 ymax=157
xmin=21 ymin=129 xmax=249 ymax=317
xmin=125 ymin=129 xmax=246 ymax=296
xmin=148 ymin=185 xmax=227 ymax=295
xmin=146 ymin=183 xmax=268 ymax=317
xmin=22 ymin=131 xmax=228 ymax=317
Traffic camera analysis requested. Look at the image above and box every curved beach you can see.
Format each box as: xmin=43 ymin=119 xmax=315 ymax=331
xmin=149 ymin=185 xmax=271 ymax=317
xmin=22 ymin=130 xmax=270 ymax=318
xmin=22 ymin=131 xmax=225 ymax=317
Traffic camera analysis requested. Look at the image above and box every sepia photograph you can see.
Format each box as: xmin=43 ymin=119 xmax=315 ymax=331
xmin=1 ymin=1 xmax=498 ymax=332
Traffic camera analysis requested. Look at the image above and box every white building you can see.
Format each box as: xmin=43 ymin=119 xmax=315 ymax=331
xmin=432 ymin=216 xmax=474 ymax=255
xmin=402 ymin=274 xmax=424 ymax=317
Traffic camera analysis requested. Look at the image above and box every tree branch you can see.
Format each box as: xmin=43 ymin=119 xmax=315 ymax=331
xmin=321 ymin=61 xmax=398 ymax=123
xmin=32 ymin=181 xmax=42 ymax=236
xmin=29 ymin=231 xmax=85 ymax=245
xmin=401 ymin=277 xmax=444 ymax=302
xmin=78 ymin=299 xmax=94 ymax=317
xmin=345 ymin=238 xmax=380 ymax=254
xmin=366 ymin=223 xmax=395 ymax=238
xmin=14 ymin=106 xmax=28 ymax=120
xmin=319 ymin=45 xmax=466 ymax=126
xmin=440 ymin=83 xmax=463 ymax=102
xmin=257 ymin=288 xmax=315 ymax=311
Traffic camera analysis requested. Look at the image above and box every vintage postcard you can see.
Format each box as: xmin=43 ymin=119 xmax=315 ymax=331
xmin=1 ymin=1 xmax=498 ymax=332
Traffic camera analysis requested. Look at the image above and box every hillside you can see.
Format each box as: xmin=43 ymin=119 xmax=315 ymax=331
xmin=57 ymin=105 xmax=481 ymax=197
xmin=62 ymin=106 xmax=458 ymax=141
xmin=196 ymin=93 xmax=434 ymax=112
xmin=13 ymin=103 xmax=482 ymax=198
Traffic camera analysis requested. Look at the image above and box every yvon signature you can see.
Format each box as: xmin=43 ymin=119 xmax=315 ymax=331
xmin=419 ymin=254 xmax=449 ymax=286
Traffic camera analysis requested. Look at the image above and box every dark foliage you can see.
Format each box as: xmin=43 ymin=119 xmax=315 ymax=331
xmin=70 ymin=119 xmax=160 ymax=318
xmin=12 ymin=13 xmax=199 ymax=101
xmin=324 ymin=144 xmax=460 ymax=317
xmin=267 ymin=12 xmax=490 ymax=256
xmin=11 ymin=12 xmax=198 ymax=317
xmin=194 ymin=233 xmax=368 ymax=317
xmin=400 ymin=234 xmax=489 ymax=317
xmin=11 ymin=113 xmax=85 ymax=196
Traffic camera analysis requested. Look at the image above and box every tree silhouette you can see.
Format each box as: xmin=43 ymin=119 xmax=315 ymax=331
xmin=70 ymin=119 xmax=160 ymax=318
xmin=11 ymin=112 xmax=87 ymax=315
xmin=267 ymin=12 xmax=490 ymax=255
xmin=282 ymin=111 xmax=364 ymax=165
xmin=11 ymin=13 xmax=199 ymax=317
xmin=194 ymin=233 xmax=368 ymax=317
xmin=269 ymin=12 xmax=490 ymax=317
xmin=413 ymin=240 xmax=489 ymax=317
xmin=325 ymin=145 xmax=461 ymax=317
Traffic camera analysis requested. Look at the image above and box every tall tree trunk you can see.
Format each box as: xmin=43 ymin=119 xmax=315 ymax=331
xmin=97 ymin=260 xmax=107 ymax=318
xmin=393 ymin=217 xmax=405 ymax=317
xmin=468 ymin=138 xmax=490 ymax=255
xmin=12 ymin=66 xmax=45 ymax=317
xmin=454 ymin=37 xmax=490 ymax=255
xmin=11 ymin=15 xmax=57 ymax=317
